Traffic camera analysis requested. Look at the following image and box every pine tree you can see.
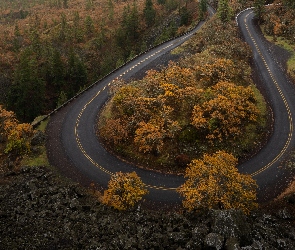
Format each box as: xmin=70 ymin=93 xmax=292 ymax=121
xmin=12 ymin=24 xmax=22 ymax=52
xmin=144 ymin=0 xmax=156 ymax=27
xmin=84 ymin=15 xmax=94 ymax=37
xmin=7 ymin=49 xmax=45 ymax=122
xmin=217 ymin=0 xmax=232 ymax=23
xmin=253 ymin=0 xmax=265 ymax=23
xmin=199 ymin=0 xmax=207 ymax=21
xmin=50 ymin=48 xmax=65 ymax=91
xmin=67 ymin=49 xmax=87 ymax=96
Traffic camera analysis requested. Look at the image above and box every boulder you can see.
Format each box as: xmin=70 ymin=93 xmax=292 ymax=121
xmin=204 ymin=232 xmax=224 ymax=250
xmin=210 ymin=209 xmax=252 ymax=246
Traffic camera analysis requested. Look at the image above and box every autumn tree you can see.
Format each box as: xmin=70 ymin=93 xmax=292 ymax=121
xmin=102 ymin=172 xmax=149 ymax=210
xmin=193 ymin=58 xmax=238 ymax=87
xmin=0 ymin=106 xmax=18 ymax=141
xmin=177 ymin=151 xmax=258 ymax=214
xmin=99 ymin=118 xmax=129 ymax=146
xmin=134 ymin=115 xmax=181 ymax=154
xmin=0 ymin=106 xmax=33 ymax=155
xmin=191 ymin=81 xmax=259 ymax=142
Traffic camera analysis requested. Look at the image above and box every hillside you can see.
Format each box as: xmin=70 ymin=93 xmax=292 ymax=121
xmin=1 ymin=0 xmax=295 ymax=249
xmin=0 ymin=0 xmax=198 ymax=122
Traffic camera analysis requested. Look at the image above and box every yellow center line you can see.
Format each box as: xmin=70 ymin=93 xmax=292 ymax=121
xmin=74 ymin=45 xmax=182 ymax=191
xmin=244 ymin=12 xmax=293 ymax=177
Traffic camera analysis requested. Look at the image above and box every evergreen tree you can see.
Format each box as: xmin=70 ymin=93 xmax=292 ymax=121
xmin=199 ymin=0 xmax=207 ymax=21
xmin=180 ymin=6 xmax=191 ymax=26
xmin=283 ymin=0 xmax=295 ymax=9
xmin=253 ymin=0 xmax=265 ymax=23
xmin=30 ymin=29 xmax=42 ymax=58
xmin=85 ymin=15 xmax=95 ymax=37
xmin=73 ymin=11 xmax=83 ymax=42
xmin=122 ymin=3 xmax=139 ymax=41
xmin=50 ymin=48 xmax=65 ymax=91
xmin=63 ymin=0 xmax=68 ymax=8
xmin=59 ymin=13 xmax=67 ymax=41
xmin=7 ymin=49 xmax=45 ymax=122
xmin=108 ymin=0 xmax=114 ymax=21
xmin=12 ymin=24 xmax=22 ymax=52
xmin=67 ymin=49 xmax=87 ymax=96
xmin=144 ymin=0 xmax=156 ymax=27
xmin=217 ymin=0 xmax=232 ymax=23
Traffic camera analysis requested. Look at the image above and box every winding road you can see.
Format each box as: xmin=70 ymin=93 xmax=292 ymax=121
xmin=46 ymin=7 xmax=295 ymax=205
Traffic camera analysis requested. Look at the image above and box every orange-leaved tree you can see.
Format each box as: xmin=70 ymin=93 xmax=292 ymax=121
xmin=102 ymin=171 xmax=149 ymax=210
xmin=191 ymin=81 xmax=259 ymax=142
xmin=0 ymin=105 xmax=33 ymax=155
xmin=177 ymin=151 xmax=258 ymax=214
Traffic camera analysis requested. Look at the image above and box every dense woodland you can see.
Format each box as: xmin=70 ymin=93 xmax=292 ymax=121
xmin=1 ymin=0 xmax=293 ymax=122
xmin=0 ymin=0 xmax=200 ymax=122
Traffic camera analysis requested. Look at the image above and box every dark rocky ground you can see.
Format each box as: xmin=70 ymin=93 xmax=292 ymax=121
xmin=0 ymin=165 xmax=295 ymax=250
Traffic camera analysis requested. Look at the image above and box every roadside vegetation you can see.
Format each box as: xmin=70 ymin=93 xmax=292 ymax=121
xmin=260 ymin=0 xmax=295 ymax=80
xmin=98 ymin=13 xmax=269 ymax=175
xmin=0 ymin=0 xmax=199 ymax=122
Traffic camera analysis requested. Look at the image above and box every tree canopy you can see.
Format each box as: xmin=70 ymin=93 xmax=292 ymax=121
xmin=0 ymin=106 xmax=34 ymax=155
xmin=177 ymin=151 xmax=258 ymax=214
xmin=102 ymin=172 xmax=149 ymax=210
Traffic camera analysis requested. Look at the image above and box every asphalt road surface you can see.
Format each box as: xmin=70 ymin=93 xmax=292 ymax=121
xmin=237 ymin=8 xmax=295 ymax=201
xmin=47 ymin=7 xmax=295 ymax=205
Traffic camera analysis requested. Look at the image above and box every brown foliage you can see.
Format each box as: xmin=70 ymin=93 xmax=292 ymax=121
xmin=98 ymin=17 xmax=266 ymax=172
xmin=0 ymin=106 xmax=33 ymax=155
xmin=191 ymin=81 xmax=259 ymax=142
xmin=177 ymin=151 xmax=258 ymax=214
xmin=102 ymin=171 xmax=149 ymax=210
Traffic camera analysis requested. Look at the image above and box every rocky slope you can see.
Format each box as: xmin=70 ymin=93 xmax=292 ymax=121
xmin=1 ymin=165 xmax=294 ymax=249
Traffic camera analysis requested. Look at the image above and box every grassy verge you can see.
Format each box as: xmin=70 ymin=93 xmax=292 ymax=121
xmin=21 ymin=118 xmax=50 ymax=167
xmin=263 ymin=33 xmax=295 ymax=80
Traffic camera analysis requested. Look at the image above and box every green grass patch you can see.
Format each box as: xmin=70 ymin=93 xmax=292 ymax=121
xmin=252 ymin=84 xmax=268 ymax=127
xmin=273 ymin=37 xmax=295 ymax=78
xmin=22 ymin=145 xmax=49 ymax=167
xmin=263 ymin=33 xmax=295 ymax=80
xmin=21 ymin=117 xmax=50 ymax=167
xmin=36 ymin=118 xmax=49 ymax=132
